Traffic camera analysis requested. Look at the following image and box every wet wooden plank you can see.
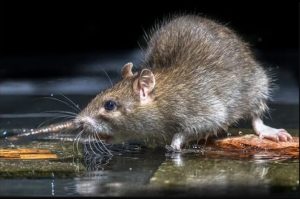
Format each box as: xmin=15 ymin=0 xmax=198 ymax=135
xmin=0 ymin=148 xmax=53 ymax=154
xmin=0 ymin=148 xmax=58 ymax=159
xmin=0 ymin=141 xmax=85 ymax=178
xmin=213 ymin=134 xmax=299 ymax=158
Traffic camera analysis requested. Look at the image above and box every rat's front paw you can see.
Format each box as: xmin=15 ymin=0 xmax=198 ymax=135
xmin=165 ymin=145 xmax=181 ymax=153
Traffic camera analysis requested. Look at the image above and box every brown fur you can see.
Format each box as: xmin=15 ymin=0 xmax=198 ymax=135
xmin=77 ymin=15 xmax=271 ymax=146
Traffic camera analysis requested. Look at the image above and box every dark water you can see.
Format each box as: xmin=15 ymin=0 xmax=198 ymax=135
xmin=0 ymin=150 xmax=166 ymax=196
xmin=0 ymin=154 xmax=298 ymax=197
xmin=0 ymin=146 xmax=298 ymax=197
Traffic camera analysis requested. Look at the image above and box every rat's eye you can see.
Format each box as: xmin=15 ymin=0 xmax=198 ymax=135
xmin=104 ymin=100 xmax=117 ymax=111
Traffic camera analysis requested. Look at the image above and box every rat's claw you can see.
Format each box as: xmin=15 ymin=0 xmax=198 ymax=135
xmin=277 ymin=129 xmax=293 ymax=142
xmin=278 ymin=132 xmax=287 ymax=142
xmin=258 ymin=128 xmax=293 ymax=142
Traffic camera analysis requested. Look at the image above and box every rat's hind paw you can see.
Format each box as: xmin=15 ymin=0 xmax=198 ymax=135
xmin=252 ymin=118 xmax=293 ymax=142
xmin=258 ymin=128 xmax=293 ymax=142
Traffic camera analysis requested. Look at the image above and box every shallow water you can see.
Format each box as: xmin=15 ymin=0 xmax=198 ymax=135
xmin=0 ymin=94 xmax=299 ymax=197
xmin=0 ymin=146 xmax=298 ymax=197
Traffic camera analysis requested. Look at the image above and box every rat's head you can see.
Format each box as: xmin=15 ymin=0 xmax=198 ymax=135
xmin=75 ymin=62 xmax=156 ymax=137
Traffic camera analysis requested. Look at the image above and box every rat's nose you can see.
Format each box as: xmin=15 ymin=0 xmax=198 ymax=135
xmin=76 ymin=120 xmax=85 ymax=129
xmin=75 ymin=116 xmax=97 ymax=132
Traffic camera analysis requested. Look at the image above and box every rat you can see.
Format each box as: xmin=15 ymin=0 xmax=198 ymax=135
xmin=7 ymin=15 xmax=293 ymax=152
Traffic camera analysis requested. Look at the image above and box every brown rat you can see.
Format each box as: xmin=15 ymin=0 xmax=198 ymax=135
xmin=74 ymin=14 xmax=292 ymax=151
xmin=9 ymin=15 xmax=293 ymax=151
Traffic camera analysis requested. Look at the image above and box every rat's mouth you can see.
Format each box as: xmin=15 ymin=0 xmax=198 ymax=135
xmin=94 ymin=133 xmax=113 ymax=141
xmin=75 ymin=116 xmax=113 ymax=140
xmin=77 ymin=126 xmax=113 ymax=142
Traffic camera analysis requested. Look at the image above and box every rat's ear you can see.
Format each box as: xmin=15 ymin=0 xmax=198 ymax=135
xmin=133 ymin=69 xmax=155 ymax=103
xmin=121 ymin=62 xmax=134 ymax=79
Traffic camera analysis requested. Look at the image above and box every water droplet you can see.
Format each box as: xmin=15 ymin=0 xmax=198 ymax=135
xmin=50 ymin=93 xmax=54 ymax=97
xmin=129 ymin=167 xmax=132 ymax=171
xmin=23 ymin=129 xmax=26 ymax=132
xmin=2 ymin=131 xmax=7 ymax=135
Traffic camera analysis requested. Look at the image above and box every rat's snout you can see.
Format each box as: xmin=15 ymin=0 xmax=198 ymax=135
xmin=74 ymin=115 xmax=114 ymax=140
xmin=75 ymin=116 xmax=98 ymax=132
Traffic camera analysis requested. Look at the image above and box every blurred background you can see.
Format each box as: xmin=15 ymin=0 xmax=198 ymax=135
xmin=0 ymin=1 xmax=298 ymax=129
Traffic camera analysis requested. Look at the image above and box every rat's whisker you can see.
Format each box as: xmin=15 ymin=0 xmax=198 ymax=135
xmin=83 ymin=140 xmax=89 ymax=156
xmin=93 ymin=132 xmax=110 ymax=155
xmin=91 ymin=133 xmax=105 ymax=154
xmin=43 ymin=110 xmax=78 ymax=116
xmin=101 ymin=139 xmax=112 ymax=155
xmin=73 ymin=129 xmax=84 ymax=155
xmin=59 ymin=93 xmax=82 ymax=112
xmin=41 ymin=96 xmax=80 ymax=113
xmin=91 ymin=133 xmax=103 ymax=153
xmin=94 ymin=131 xmax=112 ymax=155
xmin=102 ymin=69 xmax=113 ymax=88
xmin=88 ymin=134 xmax=97 ymax=155
xmin=94 ymin=134 xmax=111 ymax=155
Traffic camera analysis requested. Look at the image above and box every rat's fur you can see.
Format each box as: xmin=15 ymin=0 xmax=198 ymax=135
xmin=76 ymin=15 xmax=291 ymax=149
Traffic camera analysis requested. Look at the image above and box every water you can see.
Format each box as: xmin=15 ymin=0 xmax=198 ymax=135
xmin=0 ymin=150 xmax=166 ymax=196
xmin=0 ymin=148 xmax=298 ymax=197
xmin=0 ymin=94 xmax=299 ymax=197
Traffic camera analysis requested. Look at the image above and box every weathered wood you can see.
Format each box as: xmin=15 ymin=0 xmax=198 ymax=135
xmin=213 ymin=134 xmax=299 ymax=158
xmin=0 ymin=148 xmax=58 ymax=159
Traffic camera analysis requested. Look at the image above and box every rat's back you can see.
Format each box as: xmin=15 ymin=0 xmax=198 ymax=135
xmin=142 ymin=15 xmax=270 ymax=128
xmin=144 ymin=15 xmax=256 ymax=71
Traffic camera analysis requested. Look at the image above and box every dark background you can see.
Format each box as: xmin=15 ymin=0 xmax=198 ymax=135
xmin=0 ymin=1 xmax=298 ymax=81
xmin=1 ymin=2 xmax=298 ymax=53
